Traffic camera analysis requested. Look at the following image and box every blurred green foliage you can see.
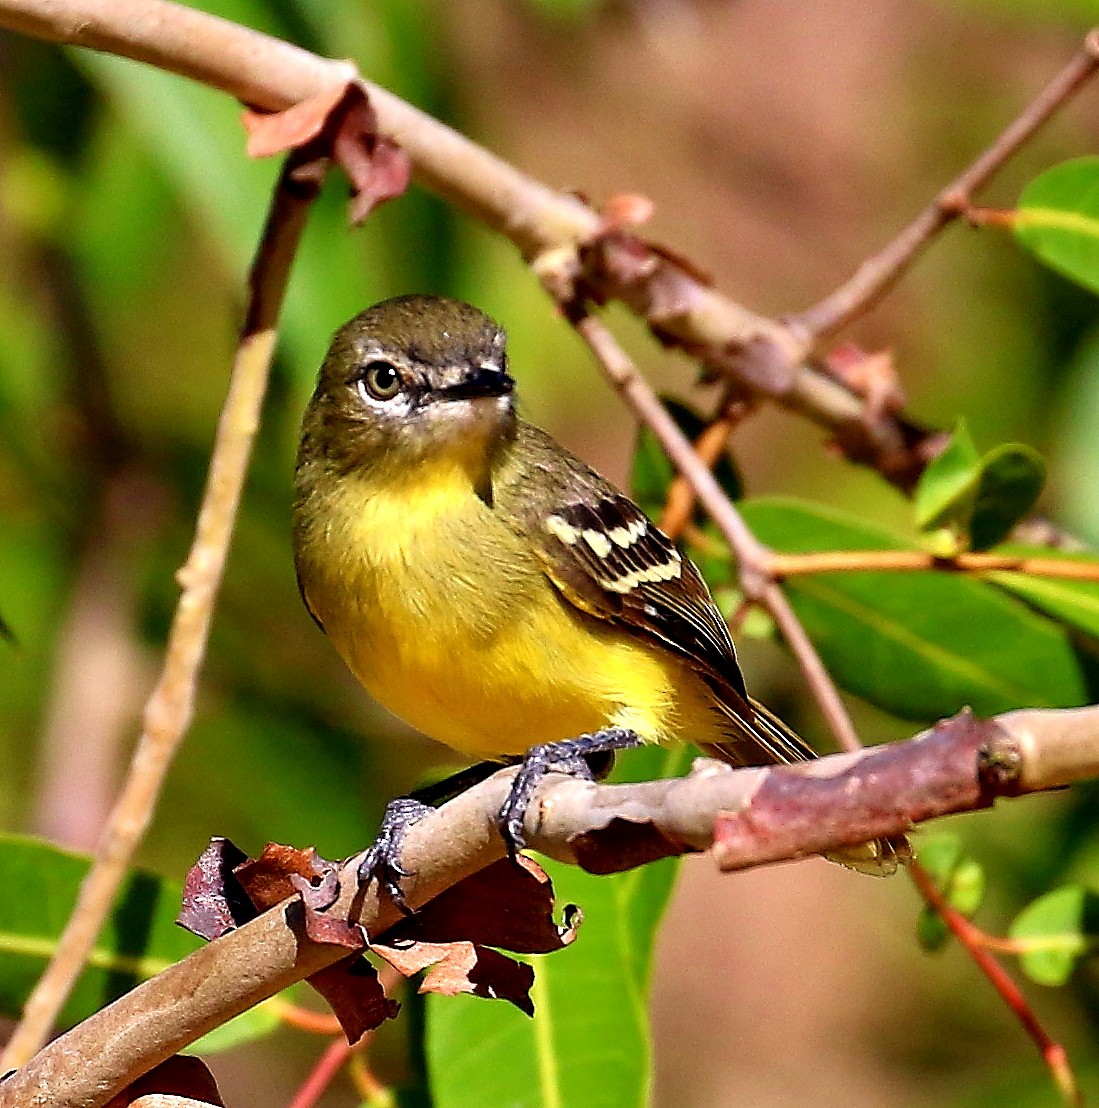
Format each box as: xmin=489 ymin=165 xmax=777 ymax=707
xmin=5 ymin=2 xmax=1099 ymax=1107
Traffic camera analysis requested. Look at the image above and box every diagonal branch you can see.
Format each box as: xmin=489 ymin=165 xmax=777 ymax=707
xmin=0 ymin=133 xmax=331 ymax=1071
xmin=908 ymin=859 xmax=1080 ymax=1106
xmin=788 ymin=30 xmax=1099 ymax=340
xmin=2 ymin=705 xmax=1099 ymax=1108
xmin=567 ymin=306 xmax=863 ymax=753
xmin=0 ymin=0 xmax=935 ymax=488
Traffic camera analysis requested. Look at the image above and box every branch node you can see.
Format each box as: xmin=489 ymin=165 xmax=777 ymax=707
xmin=936 ymin=186 xmax=969 ymax=216
xmin=977 ymin=735 xmax=1026 ymax=794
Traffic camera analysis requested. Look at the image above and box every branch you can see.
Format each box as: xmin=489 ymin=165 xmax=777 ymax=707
xmin=0 ymin=133 xmax=329 ymax=1070
xmin=767 ymin=548 xmax=1099 ymax=581
xmin=0 ymin=0 xmax=945 ymax=489
xmin=908 ymin=860 xmax=1080 ymax=1106
xmin=788 ymin=29 xmax=1099 ymax=340
xmin=567 ymin=307 xmax=864 ymax=753
xmin=3 ymin=706 xmax=1099 ymax=1108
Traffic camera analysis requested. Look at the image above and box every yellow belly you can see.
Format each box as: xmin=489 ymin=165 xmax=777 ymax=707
xmin=355 ymin=584 xmax=711 ymax=758
xmin=299 ymin=470 xmax=724 ymax=759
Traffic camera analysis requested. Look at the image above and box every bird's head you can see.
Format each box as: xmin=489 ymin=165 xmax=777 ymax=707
xmin=301 ymin=295 xmax=517 ymax=480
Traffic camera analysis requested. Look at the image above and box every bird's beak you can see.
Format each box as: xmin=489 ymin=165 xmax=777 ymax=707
xmin=438 ymin=366 xmax=516 ymax=401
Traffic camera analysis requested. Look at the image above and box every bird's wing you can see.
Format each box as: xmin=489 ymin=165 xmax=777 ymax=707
xmin=501 ymin=424 xmax=813 ymax=765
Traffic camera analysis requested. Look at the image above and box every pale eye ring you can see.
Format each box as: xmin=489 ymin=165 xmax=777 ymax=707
xmin=358 ymin=360 xmax=402 ymax=401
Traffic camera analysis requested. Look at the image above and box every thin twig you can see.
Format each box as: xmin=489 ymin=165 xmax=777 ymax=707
xmin=568 ymin=307 xmax=863 ymax=753
xmin=0 ymin=145 xmax=329 ymax=1070
xmin=908 ymin=859 xmax=1081 ymax=1106
xmin=657 ymin=386 xmax=750 ymax=540
xmin=767 ymin=548 xmax=1099 ymax=581
xmin=789 ymin=29 xmax=1099 ymax=340
xmin=758 ymin=582 xmax=862 ymax=753
xmin=347 ymin=1052 xmax=392 ymax=1106
xmin=287 ymin=1036 xmax=359 ymax=1108
xmin=275 ymin=1003 xmax=344 ymax=1037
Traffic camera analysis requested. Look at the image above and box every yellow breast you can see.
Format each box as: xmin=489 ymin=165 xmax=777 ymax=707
xmin=297 ymin=462 xmax=724 ymax=759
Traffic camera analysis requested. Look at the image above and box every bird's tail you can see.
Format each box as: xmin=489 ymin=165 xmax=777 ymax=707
xmin=704 ymin=696 xmax=908 ymax=877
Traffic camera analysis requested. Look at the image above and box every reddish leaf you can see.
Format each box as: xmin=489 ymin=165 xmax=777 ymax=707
xmin=233 ymin=842 xmax=329 ymax=911
xmin=340 ymin=134 xmax=411 ymax=225
xmin=178 ymin=837 xmax=254 ymax=940
xmin=242 ymin=83 xmax=352 ymax=158
xmin=106 ymin=1056 xmax=223 ymax=1107
xmin=309 ymin=956 xmax=400 ymax=1044
xmin=380 ymin=855 xmax=577 ymax=954
xmin=571 ymin=816 xmax=691 ymax=875
xmin=242 ymin=80 xmax=410 ymax=224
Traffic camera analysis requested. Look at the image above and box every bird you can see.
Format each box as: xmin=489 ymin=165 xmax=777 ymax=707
xmin=291 ymin=294 xmax=898 ymax=891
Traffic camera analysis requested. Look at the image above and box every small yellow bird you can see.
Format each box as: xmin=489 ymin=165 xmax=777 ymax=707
xmin=292 ymin=295 xmax=895 ymax=886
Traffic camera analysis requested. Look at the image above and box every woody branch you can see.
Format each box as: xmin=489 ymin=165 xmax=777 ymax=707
xmin=2 ymin=704 xmax=1099 ymax=1108
xmin=2 ymin=1 xmax=1097 ymax=492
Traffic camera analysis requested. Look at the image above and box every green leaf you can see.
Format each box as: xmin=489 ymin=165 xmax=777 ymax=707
xmin=630 ymin=399 xmax=741 ymax=521
xmin=986 ymin=547 xmax=1099 ymax=641
xmin=426 ymin=744 xmax=690 ymax=1108
xmin=0 ymin=834 xmax=200 ymax=1029
xmin=741 ymin=499 xmax=1086 ymax=720
xmin=1009 ymin=885 xmax=1099 ymax=986
xmin=969 ymin=444 xmax=1046 ymax=551
xmin=913 ymin=423 xmax=1045 ymax=552
xmin=914 ymin=419 xmax=981 ymax=534
xmin=914 ymin=836 xmax=985 ymax=952
xmin=1016 ymin=157 xmax=1099 ymax=296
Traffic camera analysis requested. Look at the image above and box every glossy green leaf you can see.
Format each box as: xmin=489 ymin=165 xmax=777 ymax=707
xmin=631 ymin=399 xmax=742 ymax=521
xmin=986 ymin=547 xmax=1099 ymax=640
xmin=0 ymin=834 xmax=200 ymax=1029
xmin=426 ymin=744 xmax=690 ymax=1108
xmin=969 ymin=444 xmax=1046 ymax=551
xmin=913 ymin=422 xmax=1045 ymax=552
xmin=741 ymin=498 xmax=1086 ymax=720
xmin=914 ymin=420 xmax=981 ymax=534
xmin=1009 ymin=885 xmax=1099 ymax=986
xmin=1016 ymin=157 xmax=1099 ymax=296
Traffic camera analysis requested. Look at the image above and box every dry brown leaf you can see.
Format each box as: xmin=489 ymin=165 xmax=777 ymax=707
xmin=377 ymin=939 xmax=536 ymax=1016
xmin=105 ymin=1057 xmax=223 ymax=1108
xmin=570 ymin=816 xmax=691 ymax=875
xmin=379 ymin=855 xmax=577 ymax=954
xmin=177 ymin=837 xmax=254 ymax=940
xmin=242 ymin=81 xmax=410 ymax=224
xmin=308 ymin=956 xmax=400 ymax=1044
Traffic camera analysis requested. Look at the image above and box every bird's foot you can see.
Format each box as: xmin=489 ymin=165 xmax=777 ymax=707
xmin=353 ymin=795 xmax=435 ymax=914
xmin=351 ymin=761 xmax=507 ymax=913
xmin=498 ymin=727 xmax=641 ymax=855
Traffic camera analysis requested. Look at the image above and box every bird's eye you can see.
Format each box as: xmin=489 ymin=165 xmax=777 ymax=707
xmin=358 ymin=360 xmax=402 ymax=401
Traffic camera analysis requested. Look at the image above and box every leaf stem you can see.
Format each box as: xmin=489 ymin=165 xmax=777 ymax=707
xmin=908 ymin=859 xmax=1081 ymax=1107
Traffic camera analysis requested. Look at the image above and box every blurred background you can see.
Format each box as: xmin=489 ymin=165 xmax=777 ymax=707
xmin=2 ymin=0 xmax=1099 ymax=1104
